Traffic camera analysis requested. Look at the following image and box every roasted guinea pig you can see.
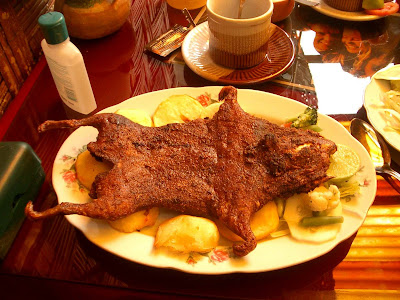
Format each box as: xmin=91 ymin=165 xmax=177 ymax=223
xmin=25 ymin=86 xmax=336 ymax=256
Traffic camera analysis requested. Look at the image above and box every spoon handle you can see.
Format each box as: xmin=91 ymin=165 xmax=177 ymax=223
xmin=384 ymin=168 xmax=400 ymax=183
xmin=380 ymin=173 xmax=400 ymax=195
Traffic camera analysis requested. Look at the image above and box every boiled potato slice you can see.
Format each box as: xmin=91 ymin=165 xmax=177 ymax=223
xmin=152 ymin=95 xmax=204 ymax=127
xmin=108 ymin=207 xmax=159 ymax=233
xmin=216 ymin=201 xmax=280 ymax=242
xmin=154 ymin=215 xmax=219 ymax=253
xmin=115 ymin=109 xmax=153 ymax=127
xmin=200 ymin=102 xmax=223 ymax=119
xmin=75 ymin=150 xmax=113 ymax=190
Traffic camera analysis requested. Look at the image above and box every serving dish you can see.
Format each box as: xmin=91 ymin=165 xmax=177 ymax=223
xmin=52 ymin=87 xmax=376 ymax=274
xmin=364 ymin=64 xmax=400 ymax=153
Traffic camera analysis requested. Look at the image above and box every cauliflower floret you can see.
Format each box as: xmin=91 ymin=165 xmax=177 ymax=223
xmin=304 ymin=185 xmax=340 ymax=212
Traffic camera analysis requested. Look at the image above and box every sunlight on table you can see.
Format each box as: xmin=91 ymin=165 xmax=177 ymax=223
xmin=309 ymin=63 xmax=370 ymax=115
xmin=300 ymin=30 xmax=371 ymax=115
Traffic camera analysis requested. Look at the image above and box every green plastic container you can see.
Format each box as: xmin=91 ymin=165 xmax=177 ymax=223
xmin=0 ymin=142 xmax=45 ymax=259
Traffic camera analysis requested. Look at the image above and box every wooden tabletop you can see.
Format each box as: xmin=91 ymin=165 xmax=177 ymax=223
xmin=1 ymin=1 xmax=400 ymax=298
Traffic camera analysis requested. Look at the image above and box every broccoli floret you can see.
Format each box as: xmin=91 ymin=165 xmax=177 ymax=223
xmin=291 ymin=107 xmax=318 ymax=129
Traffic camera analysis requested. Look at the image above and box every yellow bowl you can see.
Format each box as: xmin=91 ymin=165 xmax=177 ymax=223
xmin=272 ymin=0 xmax=295 ymax=23
xmin=61 ymin=0 xmax=131 ymax=39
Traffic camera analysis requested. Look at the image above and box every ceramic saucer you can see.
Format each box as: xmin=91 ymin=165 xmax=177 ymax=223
xmin=181 ymin=22 xmax=295 ymax=85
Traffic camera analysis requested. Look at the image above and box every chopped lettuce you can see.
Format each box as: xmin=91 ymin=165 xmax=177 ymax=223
xmin=335 ymin=177 xmax=361 ymax=200
xmin=384 ymin=90 xmax=400 ymax=113
xmin=390 ymin=80 xmax=400 ymax=92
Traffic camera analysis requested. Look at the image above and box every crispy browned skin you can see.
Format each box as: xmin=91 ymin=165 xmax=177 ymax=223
xmin=25 ymin=86 xmax=336 ymax=256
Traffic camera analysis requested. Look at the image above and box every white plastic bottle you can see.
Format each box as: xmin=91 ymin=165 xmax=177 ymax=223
xmin=38 ymin=12 xmax=97 ymax=115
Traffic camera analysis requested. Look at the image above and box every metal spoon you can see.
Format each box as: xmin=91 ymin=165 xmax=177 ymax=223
xmin=238 ymin=0 xmax=245 ymax=19
xmin=350 ymin=118 xmax=400 ymax=193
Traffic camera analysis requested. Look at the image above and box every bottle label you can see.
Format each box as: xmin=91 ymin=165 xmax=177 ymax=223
xmin=46 ymin=56 xmax=78 ymax=106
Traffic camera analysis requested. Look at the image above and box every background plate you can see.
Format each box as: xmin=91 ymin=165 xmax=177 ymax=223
xmin=364 ymin=65 xmax=400 ymax=153
xmin=313 ymin=0 xmax=382 ymax=21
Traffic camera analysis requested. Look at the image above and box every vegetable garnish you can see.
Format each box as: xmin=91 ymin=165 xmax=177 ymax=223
xmin=284 ymin=106 xmax=322 ymax=132
xmin=300 ymin=216 xmax=344 ymax=227
xmin=326 ymin=144 xmax=361 ymax=184
xmin=282 ymin=143 xmax=361 ymax=243
xmin=383 ymin=90 xmax=400 ymax=113
xmin=362 ymin=0 xmax=384 ymax=10
xmin=365 ymin=2 xmax=399 ymax=16
xmin=336 ymin=177 xmax=361 ymax=200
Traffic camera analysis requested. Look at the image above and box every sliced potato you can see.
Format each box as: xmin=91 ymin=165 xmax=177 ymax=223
xmin=115 ymin=109 xmax=153 ymax=127
xmin=108 ymin=207 xmax=159 ymax=233
xmin=154 ymin=215 xmax=219 ymax=253
xmin=200 ymin=102 xmax=223 ymax=119
xmin=152 ymin=95 xmax=204 ymax=127
xmin=75 ymin=150 xmax=113 ymax=190
xmin=216 ymin=201 xmax=280 ymax=242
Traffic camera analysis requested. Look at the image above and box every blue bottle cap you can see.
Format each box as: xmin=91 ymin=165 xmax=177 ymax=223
xmin=38 ymin=12 xmax=69 ymax=45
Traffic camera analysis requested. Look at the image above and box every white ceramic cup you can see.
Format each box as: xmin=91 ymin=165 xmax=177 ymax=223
xmin=207 ymin=0 xmax=274 ymax=69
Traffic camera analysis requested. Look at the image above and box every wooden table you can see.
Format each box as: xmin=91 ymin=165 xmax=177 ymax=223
xmin=1 ymin=2 xmax=400 ymax=298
